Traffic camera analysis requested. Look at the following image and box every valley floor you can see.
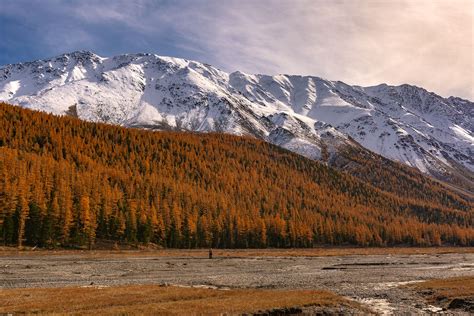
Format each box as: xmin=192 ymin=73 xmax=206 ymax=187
xmin=1 ymin=248 xmax=473 ymax=314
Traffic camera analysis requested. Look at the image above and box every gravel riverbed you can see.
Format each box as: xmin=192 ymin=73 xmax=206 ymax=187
xmin=1 ymin=251 xmax=473 ymax=314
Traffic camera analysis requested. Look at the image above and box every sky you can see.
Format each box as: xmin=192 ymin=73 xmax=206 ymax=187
xmin=0 ymin=0 xmax=472 ymax=100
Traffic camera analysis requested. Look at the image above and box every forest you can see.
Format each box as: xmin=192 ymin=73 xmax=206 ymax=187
xmin=0 ymin=102 xmax=473 ymax=248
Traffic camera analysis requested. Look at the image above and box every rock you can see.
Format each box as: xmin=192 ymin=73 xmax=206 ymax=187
xmin=253 ymin=307 xmax=303 ymax=315
xmin=447 ymin=298 xmax=474 ymax=312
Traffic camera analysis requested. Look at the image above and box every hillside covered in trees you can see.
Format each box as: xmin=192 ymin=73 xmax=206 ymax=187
xmin=0 ymin=102 xmax=473 ymax=248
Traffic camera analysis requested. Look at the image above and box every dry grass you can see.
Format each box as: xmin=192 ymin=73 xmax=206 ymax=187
xmin=407 ymin=276 xmax=474 ymax=312
xmin=409 ymin=276 xmax=474 ymax=302
xmin=0 ymin=285 xmax=361 ymax=315
xmin=1 ymin=246 xmax=473 ymax=259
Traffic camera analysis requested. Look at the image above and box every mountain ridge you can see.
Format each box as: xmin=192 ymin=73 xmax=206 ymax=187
xmin=1 ymin=51 xmax=472 ymax=191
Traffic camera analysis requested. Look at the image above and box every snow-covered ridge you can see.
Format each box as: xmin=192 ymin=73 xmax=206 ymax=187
xmin=1 ymin=51 xmax=473 ymax=187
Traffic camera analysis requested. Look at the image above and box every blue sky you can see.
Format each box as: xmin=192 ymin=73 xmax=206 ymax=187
xmin=0 ymin=1 xmax=193 ymax=64
xmin=0 ymin=0 xmax=472 ymax=99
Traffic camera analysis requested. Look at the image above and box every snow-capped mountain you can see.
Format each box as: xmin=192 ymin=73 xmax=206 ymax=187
xmin=1 ymin=51 xmax=473 ymax=190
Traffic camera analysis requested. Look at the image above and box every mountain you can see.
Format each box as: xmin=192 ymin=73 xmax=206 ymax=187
xmin=0 ymin=51 xmax=472 ymax=192
xmin=1 ymin=102 xmax=473 ymax=248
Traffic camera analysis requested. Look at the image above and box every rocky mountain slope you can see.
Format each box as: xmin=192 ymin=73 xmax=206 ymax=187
xmin=1 ymin=51 xmax=472 ymax=191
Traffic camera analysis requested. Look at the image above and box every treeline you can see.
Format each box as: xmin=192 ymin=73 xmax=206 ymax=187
xmin=0 ymin=102 xmax=473 ymax=248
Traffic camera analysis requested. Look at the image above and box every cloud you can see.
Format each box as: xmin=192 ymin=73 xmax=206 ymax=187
xmin=166 ymin=0 xmax=474 ymax=100
xmin=0 ymin=0 xmax=472 ymax=99
xmin=0 ymin=0 xmax=178 ymax=60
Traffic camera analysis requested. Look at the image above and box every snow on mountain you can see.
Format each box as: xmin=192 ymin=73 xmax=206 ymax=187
xmin=1 ymin=51 xmax=473 ymax=189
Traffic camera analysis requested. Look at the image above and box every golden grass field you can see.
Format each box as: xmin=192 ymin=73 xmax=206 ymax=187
xmin=0 ymin=285 xmax=365 ymax=315
xmin=408 ymin=276 xmax=474 ymax=306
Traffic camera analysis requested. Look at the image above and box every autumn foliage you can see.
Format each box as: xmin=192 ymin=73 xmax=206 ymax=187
xmin=0 ymin=102 xmax=472 ymax=248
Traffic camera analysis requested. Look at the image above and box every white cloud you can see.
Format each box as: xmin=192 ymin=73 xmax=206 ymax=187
xmin=163 ymin=0 xmax=473 ymax=100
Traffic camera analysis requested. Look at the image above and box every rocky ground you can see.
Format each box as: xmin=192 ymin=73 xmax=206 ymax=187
xmin=1 ymin=251 xmax=473 ymax=314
